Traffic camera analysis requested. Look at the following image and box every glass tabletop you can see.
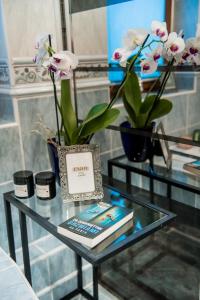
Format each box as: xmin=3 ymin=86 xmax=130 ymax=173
xmin=6 ymin=181 xmax=175 ymax=264
xmin=112 ymin=154 xmax=200 ymax=191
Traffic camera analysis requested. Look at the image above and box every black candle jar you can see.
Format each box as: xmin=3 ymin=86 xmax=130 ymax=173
xmin=13 ymin=170 xmax=34 ymax=199
xmin=35 ymin=172 xmax=56 ymax=200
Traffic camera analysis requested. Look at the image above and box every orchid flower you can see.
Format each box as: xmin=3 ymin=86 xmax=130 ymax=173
xmin=34 ymin=33 xmax=49 ymax=65
xmin=151 ymin=20 xmax=168 ymax=41
xmin=112 ymin=48 xmax=132 ymax=67
xmin=182 ymin=38 xmax=200 ymax=64
xmin=43 ymin=51 xmax=78 ymax=80
xmin=123 ymin=29 xmax=148 ymax=51
xmin=165 ymin=32 xmax=185 ymax=55
xmin=140 ymin=59 xmax=158 ymax=74
xmin=146 ymin=46 xmax=163 ymax=62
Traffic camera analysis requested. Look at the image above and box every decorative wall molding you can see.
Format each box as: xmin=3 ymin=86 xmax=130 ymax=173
xmin=0 ymin=55 xmax=110 ymax=96
xmin=13 ymin=54 xmax=108 ymax=84
xmin=14 ymin=65 xmax=50 ymax=84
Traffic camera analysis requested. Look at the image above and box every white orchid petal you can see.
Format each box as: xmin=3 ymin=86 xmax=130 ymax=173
xmin=141 ymin=59 xmax=158 ymax=74
xmin=151 ymin=20 xmax=168 ymax=41
xmin=123 ymin=28 xmax=148 ymax=51
xmin=165 ymin=32 xmax=185 ymax=56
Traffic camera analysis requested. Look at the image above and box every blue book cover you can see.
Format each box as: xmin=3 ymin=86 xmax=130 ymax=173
xmin=58 ymin=202 xmax=133 ymax=247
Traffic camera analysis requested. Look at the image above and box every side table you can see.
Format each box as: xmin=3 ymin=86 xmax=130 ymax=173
xmin=3 ymin=176 xmax=175 ymax=300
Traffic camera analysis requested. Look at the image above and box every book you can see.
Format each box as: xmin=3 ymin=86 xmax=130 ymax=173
xmin=183 ymin=160 xmax=200 ymax=176
xmin=92 ymin=219 xmax=133 ymax=253
xmin=57 ymin=202 xmax=134 ymax=248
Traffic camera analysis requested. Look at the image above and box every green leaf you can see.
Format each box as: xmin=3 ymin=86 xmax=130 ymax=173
xmin=147 ymin=99 xmax=173 ymax=125
xmin=122 ymin=95 xmax=137 ymax=127
xmin=140 ymin=95 xmax=157 ymax=114
xmin=123 ymin=72 xmax=142 ymax=116
xmin=135 ymin=113 xmax=149 ymax=128
xmin=83 ymin=103 xmax=108 ymax=124
xmin=60 ymin=80 xmax=77 ymax=141
xmin=79 ymin=108 xmax=120 ymax=138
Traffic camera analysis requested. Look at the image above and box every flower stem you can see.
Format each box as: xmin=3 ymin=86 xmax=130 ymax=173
xmin=48 ymin=34 xmax=61 ymax=145
xmin=87 ymin=34 xmax=150 ymax=144
xmin=144 ymin=58 xmax=175 ymax=127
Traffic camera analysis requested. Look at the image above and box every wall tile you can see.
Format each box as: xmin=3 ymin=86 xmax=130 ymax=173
xmin=52 ymin=276 xmax=77 ymax=300
xmin=0 ymin=94 xmax=14 ymax=124
xmin=171 ymin=187 xmax=196 ymax=207
xmin=31 ymin=258 xmax=50 ymax=293
xmin=39 ymin=291 xmax=54 ymax=300
xmin=163 ymin=95 xmax=187 ymax=133
xmin=77 ymin=89 xmax=109 ymax=121
xmin=48 ymin=248 xmax=75 ymax=284
xmin=18 ymin=96 xmax=57 ymax=173
xmin=0 ymin=126 xmax=23 ymax=183
xmin=188 ymin=93 xmax=200 ymax=126
xmin=35 ymin=236 xmax=63 ymax=253
xmin=16 ymin=244 xmax=43 ymax=267
xmin=91 ymin=130 xmax=112 ymax=153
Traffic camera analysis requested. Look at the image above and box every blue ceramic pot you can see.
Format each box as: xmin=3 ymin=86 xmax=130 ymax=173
xmin=120 ymin=121 xmax=154 ymax=162
xmin=47 ymin=139 xmax=60 ymax=185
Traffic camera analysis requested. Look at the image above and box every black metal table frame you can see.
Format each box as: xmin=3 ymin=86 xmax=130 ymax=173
xmin=3 ymin=184 xmax=175 ymax=300
xmin=108 ymin=155 xmax=200 ymax=206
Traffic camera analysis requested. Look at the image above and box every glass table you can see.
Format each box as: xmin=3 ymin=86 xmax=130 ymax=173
xmin=108 ymin=154 xmax=200 ymax=203
xmin=3 ymin=177 xmax=175 ymax=300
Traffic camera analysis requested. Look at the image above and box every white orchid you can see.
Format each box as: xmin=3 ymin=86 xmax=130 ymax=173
xmin=165 ymin=32 xmax=185 ymax=55
xmin=43 ymin=51 xmax=78 ymax=80
xmin=123 ymin=29 xmax=148 ymax=51
xmin=112 ymin=48 xmax=132 ymax=67
xmin=179 ymin=38 xmax=200 ymax=65
xmin=146 ymin=46 xmax=163 ymax=62
xmin=140 ymin=59 xmax=158 ymax=74
xmin=34 ymin=33 xmax=50 ymax=65
xmin=151 ymin=20 xmax=168 ymax=41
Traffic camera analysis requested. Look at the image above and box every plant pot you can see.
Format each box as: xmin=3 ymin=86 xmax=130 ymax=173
xmin=47 ymin=139 xmax=60 ymax=185
xmin=120 ymin=121 xmax=154 ymax=162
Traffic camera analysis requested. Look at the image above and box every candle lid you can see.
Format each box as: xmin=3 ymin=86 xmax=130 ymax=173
xmin=35 ymin=172 xmax=55 ymax=185
xmin=13 ymin=170 xmax=34 ymax=185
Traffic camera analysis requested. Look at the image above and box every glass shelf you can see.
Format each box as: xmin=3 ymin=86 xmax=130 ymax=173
xmin=4 ymin=179 xmax=175 ymax=264
xmin=108 ymin=154 xmax=200 ymax=196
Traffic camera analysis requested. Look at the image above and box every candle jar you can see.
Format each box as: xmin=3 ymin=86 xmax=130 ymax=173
xmin=13 ymin=170 xmax=34 ymax=199
xmin=35 ymin=172 xmax=56 ymax=200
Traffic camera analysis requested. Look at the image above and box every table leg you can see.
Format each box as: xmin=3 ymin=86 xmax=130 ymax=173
xmin=108 ymin=161 xmax=113 ymax=178
xmin=126 ymin=170 xmax=131 ymax=186
xmin=19 ymin=210 xmax=32 ymax=286
xmin=149 ymin=158 xmax=154 ymax=203
xmin=150 ymin=177 xmax=154 ymax=203
xmin=93 ymin=265 xmax=99 ymax=300
xmin=76 ymin=254 xmax=83 ymax=291
xmin=3 ymin=197 xmax=16 ymax=261
xmin=167 ymin=183 xmax=172 ymax=210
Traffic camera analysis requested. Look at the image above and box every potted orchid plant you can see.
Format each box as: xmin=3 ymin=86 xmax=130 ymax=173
xmin=111 ymin=20 xmax=199 ymax=162
xmin=34 ymin=34 xmax=120 ymax=183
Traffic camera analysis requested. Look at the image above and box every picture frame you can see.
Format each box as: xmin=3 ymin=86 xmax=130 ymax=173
xmin=156 ymin=122 xmax=172 ymax=170
xmin=57 ymin=144 xmax=104 ymax=202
